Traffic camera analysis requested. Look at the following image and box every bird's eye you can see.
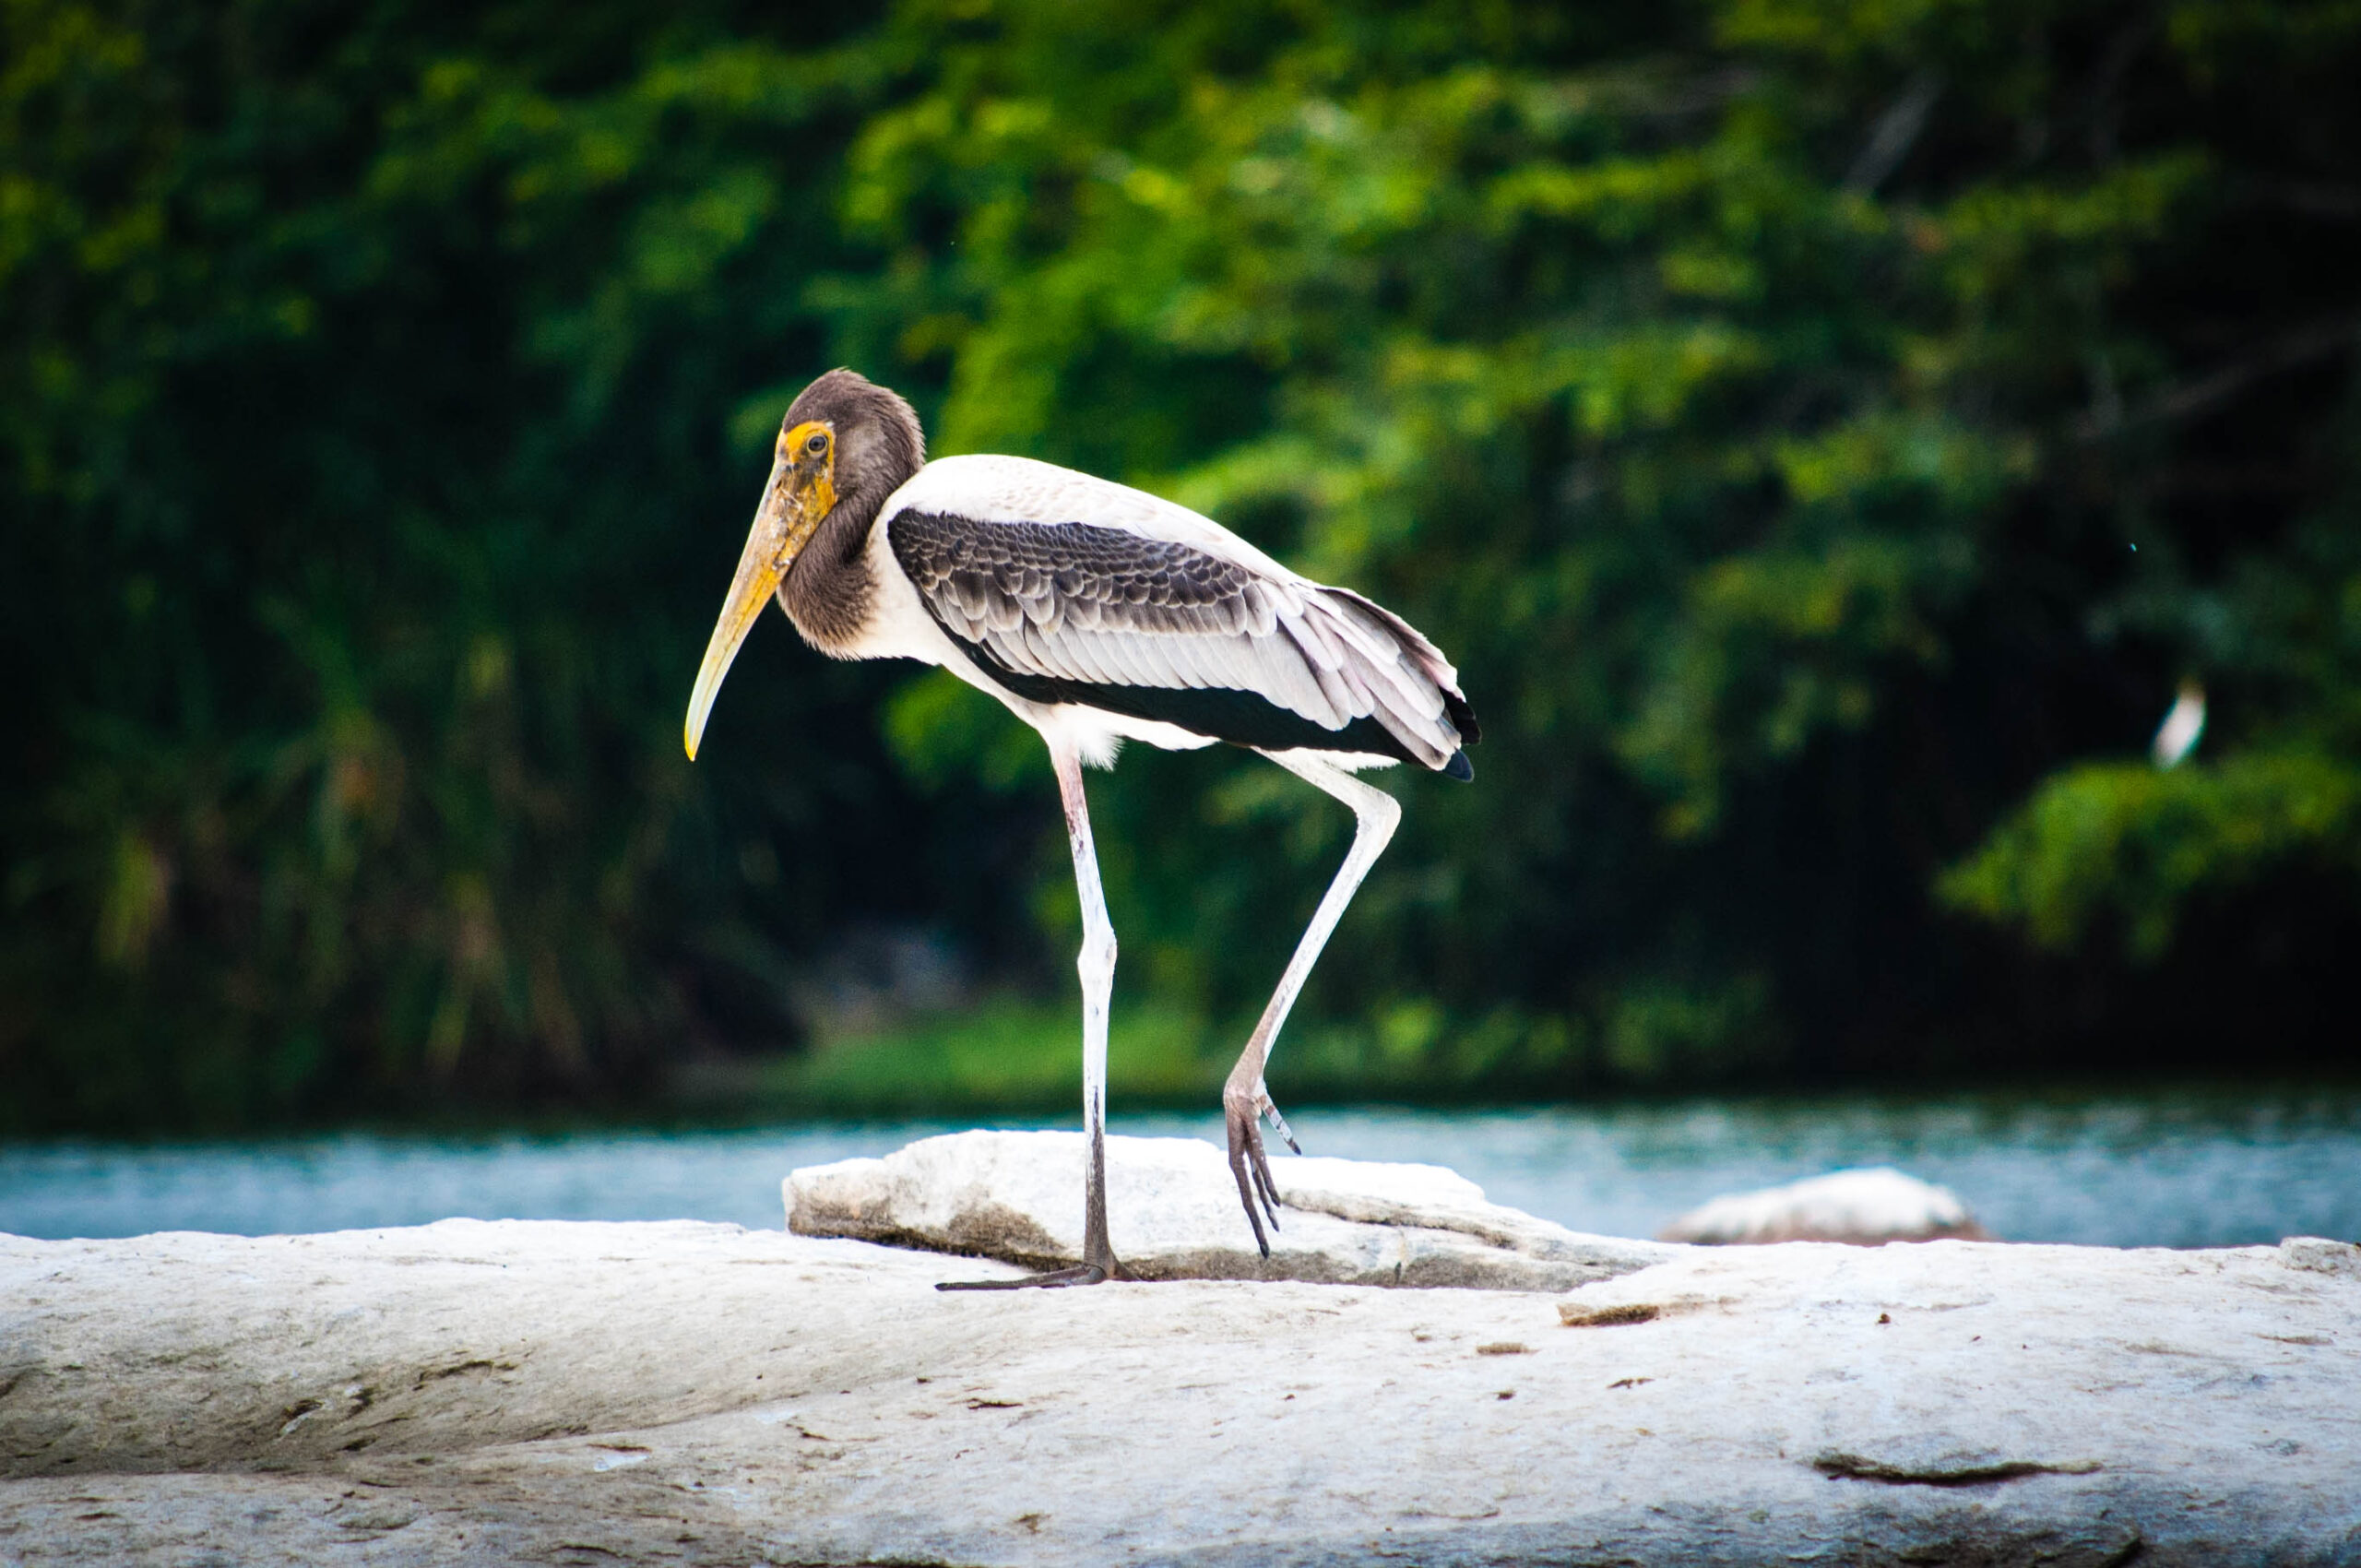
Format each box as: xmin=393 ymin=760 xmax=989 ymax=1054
xmin=804 ymin=433 xmax=828 ymax=457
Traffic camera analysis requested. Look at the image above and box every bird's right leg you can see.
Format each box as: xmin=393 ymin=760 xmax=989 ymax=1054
xmin=938 ymin=733 xmax=1120 ymax=1290
xmin=1222 ymin=751 xmax=1402 ymax=1255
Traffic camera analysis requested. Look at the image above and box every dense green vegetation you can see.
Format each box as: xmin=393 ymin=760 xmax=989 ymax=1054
xmin=6 ymin=0 xmax=2357 ymax=1130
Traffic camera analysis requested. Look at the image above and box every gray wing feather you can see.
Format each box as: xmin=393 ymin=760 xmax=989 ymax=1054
xmin=889 ymin=510 xmax=1465 ymax=764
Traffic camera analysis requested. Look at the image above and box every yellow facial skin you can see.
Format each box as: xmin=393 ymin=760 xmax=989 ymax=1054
xmin=682 ymin=421 xmax=836 ymax=759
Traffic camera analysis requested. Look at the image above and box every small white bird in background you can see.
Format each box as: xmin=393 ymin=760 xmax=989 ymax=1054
xmin=2151 ymin=680 xmax=2206 ymax=769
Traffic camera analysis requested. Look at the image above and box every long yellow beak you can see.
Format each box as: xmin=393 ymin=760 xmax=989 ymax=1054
xmin=684 ymin=459 xmax=798 ymax=760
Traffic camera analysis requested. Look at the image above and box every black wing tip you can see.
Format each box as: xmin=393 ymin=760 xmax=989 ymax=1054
xmin=1442 ymin=750 xmax=1474 ymax=782
xmin=1442 ymin=690 xmax=1481 ymax=748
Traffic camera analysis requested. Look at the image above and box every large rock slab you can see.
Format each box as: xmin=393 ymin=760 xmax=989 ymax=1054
xmin=3 ymin=1218 xmax=2357 ymax=1565
xmin=786 ymin=1129 xmax=1671 ymax=1289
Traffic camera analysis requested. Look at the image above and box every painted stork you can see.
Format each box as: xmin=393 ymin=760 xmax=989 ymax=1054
xmin=684 ymin=369 xmax=1478 ymax=1287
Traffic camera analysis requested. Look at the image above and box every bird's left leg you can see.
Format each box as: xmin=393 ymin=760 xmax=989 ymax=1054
xmin=939 ymin=732 xmax=1121 ymax=1290
xmin=1223 ymin=750 xmax=1401 ymax=1255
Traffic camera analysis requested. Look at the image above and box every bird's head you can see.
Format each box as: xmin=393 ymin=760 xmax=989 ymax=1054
xmin=684 ymin=369 xmax=924 ymax=759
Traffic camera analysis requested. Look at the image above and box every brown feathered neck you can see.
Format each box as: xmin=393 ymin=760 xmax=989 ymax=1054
xmin=775 ymin=369 xmax=925 ymax=653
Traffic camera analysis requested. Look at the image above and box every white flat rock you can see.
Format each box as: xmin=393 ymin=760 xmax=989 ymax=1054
xmin=1660 ymin=1165 xmax=1987 ymax=1244
xmin=1 ymin=1181 xmax=2355 ymax=1564
xmin=786 ymin=1128 xmax=1670 ymax=1289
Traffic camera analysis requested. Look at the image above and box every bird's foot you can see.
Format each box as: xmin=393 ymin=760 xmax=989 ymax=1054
xmin=1223 ymin=1081 xmax=1289 ymax=1258
xmin=936 ymin=1262 xmax=1109 ymax=1292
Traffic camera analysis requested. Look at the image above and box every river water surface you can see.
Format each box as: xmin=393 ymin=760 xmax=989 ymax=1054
xmin=4 ymin=1088 xmax=2355 ymax=1247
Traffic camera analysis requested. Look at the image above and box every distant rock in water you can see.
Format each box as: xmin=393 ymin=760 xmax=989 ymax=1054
xmin=786 ymin=1129 xmax=1672 ymax=1289
xmin=1658 ymin=1166 xmax=1987 ymax=1245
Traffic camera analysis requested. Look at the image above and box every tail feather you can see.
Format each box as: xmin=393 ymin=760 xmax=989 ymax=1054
xmin=1322 ymin=587 xmax=1481 ymax=767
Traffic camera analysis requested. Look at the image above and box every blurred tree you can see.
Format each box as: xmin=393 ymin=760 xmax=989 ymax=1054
xmin=830 ymin=0 xmax=2361 ymax=1080
xmin=3 ymin=0 xmax=2355 ymax=1129
xmin=0 ymin=0 xmax=1019 ymax=1126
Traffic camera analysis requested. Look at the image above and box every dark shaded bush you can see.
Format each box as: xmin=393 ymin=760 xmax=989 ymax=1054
xmin=5 ymin=0 xmax=2356 ymax=1128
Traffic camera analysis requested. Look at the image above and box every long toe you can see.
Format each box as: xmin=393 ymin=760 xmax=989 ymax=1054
xmin=937 ymin=1264 xmax=1108 ymax=1291
xmin=1250 ymin=1140 xmax=1282 ymax=1227
xmin=1224 ymin=1108 xmax=1273 ymax=1258
xmin=1226 ymin=1094 xmax=1288 ymax=1253
xmin=1257 ymin=1091 xmax=1302 ymax=1156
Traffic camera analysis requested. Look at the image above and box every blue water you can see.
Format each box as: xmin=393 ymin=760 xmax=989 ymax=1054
xmin=3 ymin=1091 xmax=2355 ymax=1248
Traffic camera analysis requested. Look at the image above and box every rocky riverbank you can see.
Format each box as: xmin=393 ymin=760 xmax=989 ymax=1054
xmin=3 ymin=1138 xmax=2356 ymax=1565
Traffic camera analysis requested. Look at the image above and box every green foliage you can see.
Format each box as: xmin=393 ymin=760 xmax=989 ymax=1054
xmin=752 ymin=999 xmax=1220 ymax=1115
xmin=1940 ymin=452 xmax=2361 ymax=958
xmin=1940 ymin=752 xmax=2361 ymax=959
xmin=6 ymin=0 xmax=2359 ymax=1128
xmin=819 ymin=0 xmax=2361 ymax=1070
xmin=1 ymin=0 xmax=923 ymax=1125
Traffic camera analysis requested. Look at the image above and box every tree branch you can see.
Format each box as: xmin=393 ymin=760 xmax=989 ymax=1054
xmin=2072 ymin=315 xmax=2361 ymax=443
xmin=1845 ymin=72 xmax=1943 ymax=195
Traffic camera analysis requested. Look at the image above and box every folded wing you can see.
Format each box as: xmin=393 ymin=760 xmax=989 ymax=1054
xmin=886 ymin=508 xmax=1476 ymax=772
